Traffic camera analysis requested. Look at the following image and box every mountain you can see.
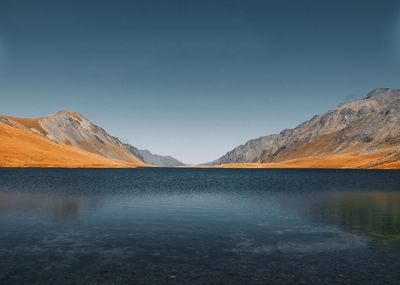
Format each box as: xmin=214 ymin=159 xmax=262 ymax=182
xmin=138 ymin=149 xmax=185 ymax=167
xmin=3 ymin=111 xmax=146 ymax=164
xmin=0 ymin=111 xmax=177 ymax=168
xmin=3 ymin=88 xmax=400 ymax=169
xmin=208 ymin=88 xmax=400 ymax=169
xmin=0 ymin=110 xmax=185 ymax=168
xmin=0 ymin=115 xmax=135 ymax=168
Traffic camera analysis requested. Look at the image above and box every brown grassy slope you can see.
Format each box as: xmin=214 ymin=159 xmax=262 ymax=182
xmin=7 ymin=117 xmax=48 ymax=135
xmin=6 ymin=113 xmax=145 ymax=165
xmin=0 ymin=121 xmax=138 ymax=168
xmin=212 ymin=149 xmax=400 ymax=169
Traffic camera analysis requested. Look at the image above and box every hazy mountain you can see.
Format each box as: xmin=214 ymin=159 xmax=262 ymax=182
xmin=139 ymin=149 xmax=185 ymax=167
xmin=209 ymin=88 xmax=400 ymax=169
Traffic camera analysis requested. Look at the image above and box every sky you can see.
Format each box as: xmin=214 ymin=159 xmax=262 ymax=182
xmin=1 ymin=0 xmax=400 ymax=164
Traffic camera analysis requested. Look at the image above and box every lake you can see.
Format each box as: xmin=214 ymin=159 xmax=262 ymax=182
xmin=0 ymin=168 xmax=399 ymax=284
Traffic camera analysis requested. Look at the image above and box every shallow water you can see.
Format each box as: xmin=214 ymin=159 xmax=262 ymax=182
xmin=0 ymin=168 xmax=399 ymax=284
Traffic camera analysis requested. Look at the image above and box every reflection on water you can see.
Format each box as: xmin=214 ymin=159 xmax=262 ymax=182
xmin=1 ymin=190 xmax=399 ymax=242
xmin=307 ymin=192 xmax=400 ymax=244
xmin=0 ymin=193 xmax=101 ymax=220
xmin=0 ymin=169 xmax=400 ymax=285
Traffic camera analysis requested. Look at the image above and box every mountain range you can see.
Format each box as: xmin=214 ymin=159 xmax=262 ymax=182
xmin=1 ymin=88 xmax=400 ymax=168
xmin=208 ymin=88 xmax=400 ymax=169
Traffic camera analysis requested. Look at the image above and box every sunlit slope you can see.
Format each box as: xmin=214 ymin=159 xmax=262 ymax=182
xmin=0 ymin=118 xmax=137 ymax=168
xmin=6 ymin=111 xmax=145 ymax=165
xmin=209 ymin=88 xmax=400 ymax=169
xmin=213 ymin=149 xmax=400 ymax=169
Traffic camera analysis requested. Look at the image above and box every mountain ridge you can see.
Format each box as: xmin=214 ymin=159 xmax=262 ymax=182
xmin=5 ymin=110 xmax=145 ymax=165
xmin=0 ymin=116 xmax=136 ymax=168
xmin=208 ymin=88 xmax=400 ymax=169
xmin=2 ymin=88 xmax=400 ymax=169
xmin=138 ymin=149 xmax=186 ymax=167
xmin=0 ymin=111 xmax=184 ymax=167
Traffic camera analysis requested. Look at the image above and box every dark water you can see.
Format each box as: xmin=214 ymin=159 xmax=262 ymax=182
xmin=0 ymin=169 xmax=400 ymax=285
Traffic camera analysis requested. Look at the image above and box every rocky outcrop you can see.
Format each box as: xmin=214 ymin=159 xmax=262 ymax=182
xmin=138 ymin=149 xmax=185 ymax=167
xmin=0 ymin=116 xmax=13 ymax=127
xmin=209 ymin=88 xmax=400 ymax=168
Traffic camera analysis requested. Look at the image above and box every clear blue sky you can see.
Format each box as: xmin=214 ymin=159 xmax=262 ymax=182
xmin=1 ymin=0 xmax=400 ymax=164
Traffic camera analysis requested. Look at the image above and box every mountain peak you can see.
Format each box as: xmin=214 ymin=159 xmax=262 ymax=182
xmin=365 ymin=88 xmax=400 ymax=99
xmin=50 ymin=110 xmax=83 ymax=121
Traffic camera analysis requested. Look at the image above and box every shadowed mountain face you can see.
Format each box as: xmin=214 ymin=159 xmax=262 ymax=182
xmin=139 ymin=149 xmax=185 ymax=167
xmin=209 ymin=88 xmax=400 ymax=168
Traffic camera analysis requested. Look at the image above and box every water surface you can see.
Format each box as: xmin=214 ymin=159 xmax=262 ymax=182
xmin=0 ymin=169 xmax=399 ymax=284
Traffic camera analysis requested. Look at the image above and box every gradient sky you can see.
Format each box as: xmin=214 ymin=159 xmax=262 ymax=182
xmin=1 ymin=0 xmax=400 ymax=164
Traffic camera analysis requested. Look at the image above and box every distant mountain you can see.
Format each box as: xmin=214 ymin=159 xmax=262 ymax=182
xmin=0 ymin=111 xmax=181 ymax=168
xmin=139 ymin=149 xmax=185 ymax=167
xmin=208 ymin=88 xmax=400 ymax=169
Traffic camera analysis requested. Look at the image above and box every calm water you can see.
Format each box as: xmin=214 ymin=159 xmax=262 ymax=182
xmin=0 ymin=169 xmax=400 ymax=285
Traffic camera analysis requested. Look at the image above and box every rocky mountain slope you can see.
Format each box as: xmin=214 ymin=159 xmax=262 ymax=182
xmin=4 ymin=111 xmax=145 ymax=165
xmin=0 ymin=116 xmax=134 ymax=168
xmin=0 ymin=111 xmax=183 ymax=167
xmin=139 ymin=149 xmax=185 ymax=167
xmin=209 ymin=88 xmax=400 ymax=169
